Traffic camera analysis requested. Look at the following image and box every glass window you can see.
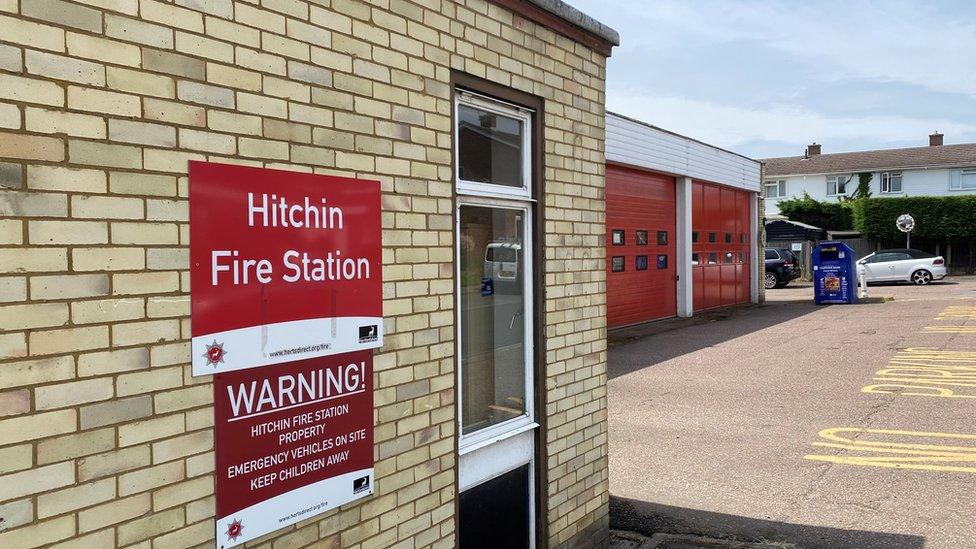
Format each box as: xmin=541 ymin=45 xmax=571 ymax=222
xmin=880 ymin=172 xmax=903 ymax=193
xmin=636 ymin=230 xmax=647 ymax=245
xmin=765 ymin=179 xmax=787 ymax=198
xmin=738 ymin=251 xmax=745 ymax=263
xmin=740 ymin=233 xmax=746 ymax=244
xmin=457 ymin=102 xmax=524 ymax=189
xmin=961 ymin=169 xmax=976 ymax=190
xmin=611 ymin=229 xmax=624 ymax=245
xmin=827 ymin=174 xmax=849 ymax=196
xmin=708 ymin=232 xmax=717 ymax=243
xmin=692 ymin=232 xmax=699 ymax=243
xmin=724 ymin=233 xmax=732 ymax=244
xmin=657 ymin=231 xmax=668 ymax=246
xmin=611 ymin=256 xmax=625 ymax=272
xmin=692 ymin=253 xmax=700 ymax=265
xmin=459 ymin=206 xmax=526 ymax=435
xmin=765 ymin=249 xmax=778 ymax=260
xmin=636 ymin=255 xmax=648 ymax=270
xmin=708 ymin=253 xmax=718 ymax=264
xmin=724 ymin=252 xmax=734 ymax=264
xmin=657 ymin=254 xmax=668 ymax=269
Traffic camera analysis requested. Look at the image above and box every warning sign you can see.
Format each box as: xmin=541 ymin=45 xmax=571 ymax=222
xmin=213 ymin=351 xmax=374 ymax=547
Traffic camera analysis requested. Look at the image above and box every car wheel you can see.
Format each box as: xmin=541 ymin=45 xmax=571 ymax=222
xmin=911 ymin=269 xmax=933 ymax=285
xmin=764 ymin=272 xmax=779 ymax=289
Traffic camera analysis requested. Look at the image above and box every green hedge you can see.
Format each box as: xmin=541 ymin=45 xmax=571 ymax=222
xmin=852 ymin=195 xmax=976 ymax=240
xmin=776 ymin=194 xmax=854 ymax=230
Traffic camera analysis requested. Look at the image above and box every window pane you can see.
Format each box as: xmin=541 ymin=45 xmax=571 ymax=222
xmin=765 ymin=250 xmax=777 ymax=260
xmin=636 ymin=230 xmax=647 ymax=245
xmin=657 ymin=231 xmax=668 ymax=245
xmin=457 ymin=103 xmax=523 ymax=188
xmin=611 ymin=256 xmax=625 ymax=272
xmin=636 ymin=255 xmax=648 ymax=270
xmin=612 ymin=229 xmax=624 ymax=245
xmin=692 ymin=231 xmax=699 ymax=243
xmin=460 ymin=206 xmax=526 ymax=435
xmin=692 ymin=253 xmax=700 ymax=265
xmin=708 ymin=232 xmax=717 ymax=243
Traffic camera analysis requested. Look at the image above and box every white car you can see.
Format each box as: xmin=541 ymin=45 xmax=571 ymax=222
xmin=857 ymin=249 xmax=947 ymax=285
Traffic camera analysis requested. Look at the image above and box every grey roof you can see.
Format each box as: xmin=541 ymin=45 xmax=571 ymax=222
xmin=526 ymin=0 xmax=620 ymax=46
xmin=762 ymin=142 xmax=976 ymax=176
xmin=766 ymin=218 xmax=823 ymax=231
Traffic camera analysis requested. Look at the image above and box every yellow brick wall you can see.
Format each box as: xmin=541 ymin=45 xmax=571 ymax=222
xmin=0 ymin=0 xmax=610 ymax=547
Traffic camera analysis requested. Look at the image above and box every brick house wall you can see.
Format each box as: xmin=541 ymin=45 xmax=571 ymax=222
xmin=0 ymin=0 xmax=612 ymax=547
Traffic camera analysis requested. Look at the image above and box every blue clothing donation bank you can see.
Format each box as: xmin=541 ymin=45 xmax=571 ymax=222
xmin=812 ymin=241 xmax=858 ymax=305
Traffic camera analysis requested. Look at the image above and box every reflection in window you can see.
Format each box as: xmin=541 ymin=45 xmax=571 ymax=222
xmin=708 ymin=253 xmax=718 ymax=264
xmin=657 ymin=254 xmax=668 ymax=269
xmin=611 ymin=256 xmax=625 ymax=272
xmin=611 ymin=229 xmax=624 ymax=246
xmin=457 ymin=103 xmax=523 ymax=188
xmin=724 ymin=252 xmax=734 ymax=264
xmin=636 ymin=255 xmax=648 ymax=270
xmin=708 ymin=232 xmax=717 ymax=243
xmin=657 ymin=231 xmax=668 ymax=245
xmin=725 ymin=233 xmax=732 ymax=243
xmin=692 ymin=253 xmax=700 ymax=265
xmin=636 ymin=230 xmax=647 ymax=245
xmin=738 ymin=252 xmax=745 ymax=263
xmin=459 ymin=205 xmax=526 ymax=435
xmin=692 ymin=232 xmax=699 ymax=243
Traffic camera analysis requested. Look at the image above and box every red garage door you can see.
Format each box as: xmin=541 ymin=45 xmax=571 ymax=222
xmin=692 ymin=180 xmax=751 ymax=311
xmin=606 ymin=165 xmax=676 ymax=328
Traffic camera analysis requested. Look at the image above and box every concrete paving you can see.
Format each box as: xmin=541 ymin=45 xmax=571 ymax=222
xmin=608 ymin=277 xmax=976 ymax=549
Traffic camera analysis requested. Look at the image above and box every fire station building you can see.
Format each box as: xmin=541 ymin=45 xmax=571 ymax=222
xmin=605 ymin=113 xmax=763 ymax=328
xmin=0 ymin=1 xmax=617 ymax=548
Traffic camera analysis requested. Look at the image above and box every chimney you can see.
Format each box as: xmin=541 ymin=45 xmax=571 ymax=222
xmin=929 ymin=132 xmax=943 ymax=147
xmin=806 ymin=143 xmax=821 ymax=156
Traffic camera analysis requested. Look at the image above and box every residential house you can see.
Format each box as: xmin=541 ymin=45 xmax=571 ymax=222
xmin=762 ymin=133 xmax=976 ymax=216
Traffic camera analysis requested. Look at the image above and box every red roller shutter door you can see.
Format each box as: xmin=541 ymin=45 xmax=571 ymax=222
xmin=692 ymin=180 xmax=751 ymax=312
xmin=606 ymin=165 xmax=677 ymax=328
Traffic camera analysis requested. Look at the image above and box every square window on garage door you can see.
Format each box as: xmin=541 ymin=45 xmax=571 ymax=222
xmin=636 ymin=230 xmax=647 ymax=245
xmin=636 ymin=255 xmax=648 ymax=270
xmin=657 ymin=231 xmax=667 ymax=245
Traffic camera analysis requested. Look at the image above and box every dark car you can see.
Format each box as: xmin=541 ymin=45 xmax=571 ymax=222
xmin=764 ymin=248 xmax=801 ymax=289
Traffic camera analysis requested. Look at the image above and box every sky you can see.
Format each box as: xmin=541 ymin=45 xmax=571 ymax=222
xmin=568 ymin=0 xmax=976 ymax=159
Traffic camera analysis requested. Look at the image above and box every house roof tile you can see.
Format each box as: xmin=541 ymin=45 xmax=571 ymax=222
xmin=762 ymin=143 xmax=976 ymax=176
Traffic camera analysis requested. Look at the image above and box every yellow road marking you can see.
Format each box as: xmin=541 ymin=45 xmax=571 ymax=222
xmin=924 ymin=326 xmax=976 ymax=333
xmin=804 ymin=428 xmax=976 ymax=473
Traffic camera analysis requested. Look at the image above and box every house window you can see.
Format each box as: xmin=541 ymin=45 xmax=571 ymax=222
xmin=765 ymin=180 xmax=786 ymax=198
xmin=692 ymin=232 xmax=699 ymax=243
xmin=635 ymin=230 xmax=647 ymax=245
xmin=708 ymin=232 xmax=717 ymax=243
xmin=636 ymin=255 xmax=648 ymax=270
xmin=880 ymin=172 xmax=902 ymax=193
xmin=951 ymin=168 xmax=976 ymax=190
xmin=611 ymin=256 xmax=625 ymax=272
xmin=826 ymin=174 xmax=849 ymax=196
xmin=692 ymin=253 xmax=700 ymax=265
xmin=656 ymin=231 xmax=668 ymax=246
xmin=455 ymin=91 xmax=531 ymax=198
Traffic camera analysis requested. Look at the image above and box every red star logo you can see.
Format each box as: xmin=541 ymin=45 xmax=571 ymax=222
xmin=204 ymin=340 xmax=227 ymax=367
xmin=226 ymin=518 xmax=243 ymax=541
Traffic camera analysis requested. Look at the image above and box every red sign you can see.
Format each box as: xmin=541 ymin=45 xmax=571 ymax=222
xmin=214 ymin=351 xmax=374 ymax=547
xmin=189 ymin=161 xmax=382 ymax=376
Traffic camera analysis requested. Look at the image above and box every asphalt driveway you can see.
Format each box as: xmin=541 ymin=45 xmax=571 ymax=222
xmin=608 ymin=277 xmax=976 ymax=549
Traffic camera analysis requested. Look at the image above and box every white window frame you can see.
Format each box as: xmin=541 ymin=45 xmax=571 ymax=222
xmin=951 ymin=168 xmax=976 ymax=191
xmin=454 ymin=90 xmax=533 ymax=200
xmin=826 ymin=174 xmax=849 ymax=196
xmin=880 ymin=171 xmax=903 ymax=194
xmin=454 ymin=197 xmax=537 ymax=454
xmin=764 ymin=179 xmax=787 ymax=199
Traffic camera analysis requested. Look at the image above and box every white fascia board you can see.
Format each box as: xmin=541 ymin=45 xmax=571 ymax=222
xmin=606 ymin=113 xmax=761 ymax=192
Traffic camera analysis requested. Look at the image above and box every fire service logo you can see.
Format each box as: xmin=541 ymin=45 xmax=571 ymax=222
xmin=225 ymin=518 xmax=243 ymax=542
xmin=358 ymin=325 xmax=378 ymax=344
xmin=353 ymin=474 xmax=371 ymax=494
xmin=204 ymin=340 xmax=227 ymax=368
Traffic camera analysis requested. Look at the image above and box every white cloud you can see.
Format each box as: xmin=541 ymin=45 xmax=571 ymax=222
xmin=609 ymin=90 xmax=976 ymax=156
